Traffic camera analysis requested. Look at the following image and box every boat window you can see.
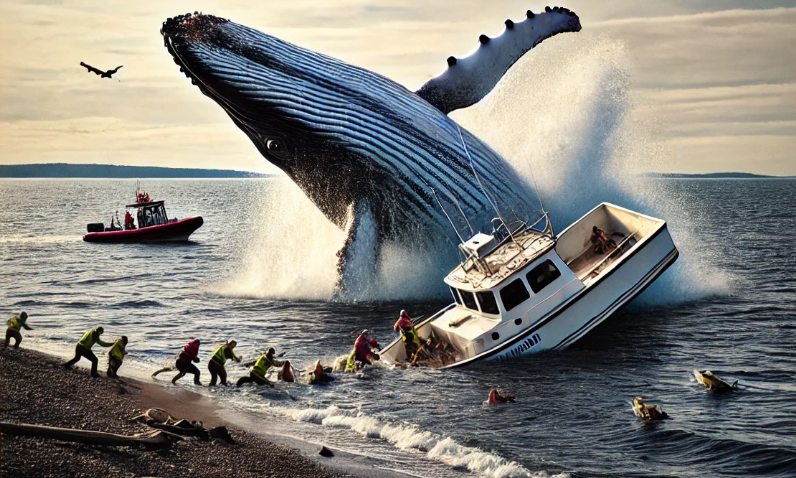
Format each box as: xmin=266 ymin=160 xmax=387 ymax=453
xmin=450 ymin=287 xmax=462 ymax=305
xmin=500 ymin=279 xmax=530 ymax=312
xmin=460 ymin=290 xmax=478 ymax=310
xmin=526 ymin=260 xmax=562 ymax=294
xmin=475 ymin=290 xmax=499 ymax=315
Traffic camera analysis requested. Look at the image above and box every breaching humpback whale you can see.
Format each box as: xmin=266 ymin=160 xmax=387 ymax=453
xmin=161 ymin=7 xmax=581 ymax=298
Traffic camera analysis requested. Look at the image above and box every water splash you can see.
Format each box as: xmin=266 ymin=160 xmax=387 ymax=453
xmin=452 ymin=33 xmax=735 ymax=305
xmin=227 ymin=34 xmax=733 ymax=304
xmin=220 ymin=178 xmax=451 ymax=301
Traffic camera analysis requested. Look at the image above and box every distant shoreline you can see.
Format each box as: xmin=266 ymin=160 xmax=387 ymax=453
xmin=0 ymin=163 xmax=272 ymax=179
xmin=643 ymin=172 xmax=794 ymax=179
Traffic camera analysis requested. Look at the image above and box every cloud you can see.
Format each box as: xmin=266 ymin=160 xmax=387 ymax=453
xmin=0 ymin=1 xmax=793 ymax=173
xmin=589 ymin=7 xmax=796 ymax=88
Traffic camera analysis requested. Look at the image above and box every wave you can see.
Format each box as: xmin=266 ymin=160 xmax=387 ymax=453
xmin=112 ymin=299 xmax=164 ymax=308
xmin=292 ymin=405 xmax=567 ymax=478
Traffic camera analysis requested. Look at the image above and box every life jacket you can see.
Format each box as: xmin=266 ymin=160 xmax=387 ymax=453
xmin=77 ymin=329 xmax=98 ymax=348
xmin=212 ymin=344 xmax=240 ymax=365
xmin=400 ymin=326 xmax=421 ymax=346
xmin=250 ymin=353 xmax=281 ymax=380
xmin=7 ymin=316 xmax=24 ymax=332
xmin=344 ymin=349 xmax=358 ymax=373
xmin=280 ymin=361 xmax=295 ymax=383
xmin=109 ymin=339 xmax=126 ymax=361
xmin=394 ymin=316 xmax=413 ymax=331
xmin=178 ymin=340 xmax=200 ymax=362
xmin=354 ymin=335 xmax=378 ymax=357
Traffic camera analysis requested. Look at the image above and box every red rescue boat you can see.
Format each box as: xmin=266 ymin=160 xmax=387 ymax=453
xmin=83 ymin=188 xmax=203 ymax=243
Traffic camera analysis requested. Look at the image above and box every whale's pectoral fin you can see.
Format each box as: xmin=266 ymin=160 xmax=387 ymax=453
xmin=415 ymin=7 xmax=581 ymax=115
xmin=333 ymin=200 xmax=379 ymax=300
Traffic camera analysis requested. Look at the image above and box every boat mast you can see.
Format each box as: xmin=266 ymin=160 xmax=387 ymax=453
xmin=457 ymin=126 xmax=518 ymax=246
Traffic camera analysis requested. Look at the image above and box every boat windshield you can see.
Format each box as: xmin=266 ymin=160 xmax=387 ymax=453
xmin=128 ymin=203 xmax=169 ymax=228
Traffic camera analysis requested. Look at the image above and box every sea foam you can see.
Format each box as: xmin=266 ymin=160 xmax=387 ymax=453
xmin=291 ymin=405 xmax=568 ymax=478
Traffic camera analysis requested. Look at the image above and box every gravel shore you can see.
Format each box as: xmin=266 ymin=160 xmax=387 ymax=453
xmin=1 ymin=347 xmax=350 ymax=478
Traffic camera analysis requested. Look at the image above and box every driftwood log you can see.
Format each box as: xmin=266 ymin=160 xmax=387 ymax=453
xmin=0 ymin=422 xmax=175 ymax=449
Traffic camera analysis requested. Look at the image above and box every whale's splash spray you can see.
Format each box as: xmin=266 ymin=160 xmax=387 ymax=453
xmin=227 ymin=34 xmax=733 ymax=304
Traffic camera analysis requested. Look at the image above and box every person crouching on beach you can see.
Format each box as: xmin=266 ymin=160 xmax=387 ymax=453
xmin=237 ymin=348 xmax=281 ymax=388
xmin=63 ymin=326 xmax=113 ymax=377
xmin=5 ymin=311 xmax=32 ymax=348
xmin=172 ymin=339 xmax=202 ymax=385
xmin=107 ymin=336 xmax=128 ymax=378
xmin=208 ymin=340 xmax=241 ymax=386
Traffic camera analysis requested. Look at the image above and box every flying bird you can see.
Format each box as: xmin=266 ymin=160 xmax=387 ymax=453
xmin=79 ymin=62 xmax=123 ymax=78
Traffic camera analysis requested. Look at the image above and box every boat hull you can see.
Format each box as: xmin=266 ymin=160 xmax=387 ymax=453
xmin=82 ymin=216 xmax=203 ymax=243
xmin=379 ymin=203 xmax=679 ymax=369
xmin=488 ymin=225 xmax=678 ymax=362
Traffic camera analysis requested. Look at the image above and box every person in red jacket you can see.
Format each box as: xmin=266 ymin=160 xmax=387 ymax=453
xmin=172 ymin=339 xmax=202 ymax=385
xmin=354 ymin=330 xmax=380 ymax=364
xmin=393 ymin=310 xmax=421 ymax=361
xmin=488 ymin=389 xmax=515 ymax=404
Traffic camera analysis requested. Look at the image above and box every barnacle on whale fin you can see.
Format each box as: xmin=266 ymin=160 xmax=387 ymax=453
xmin=416 ymin=6 xmax=582 ymax=115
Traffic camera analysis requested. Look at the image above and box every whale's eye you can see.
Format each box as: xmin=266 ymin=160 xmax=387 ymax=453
xmin=266 ymin=139 xmax=284 ymax=152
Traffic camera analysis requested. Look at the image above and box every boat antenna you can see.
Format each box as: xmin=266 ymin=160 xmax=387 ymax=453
xmin=457 ymin=125 xmax=516 ymax=243
xmin=430 ymin=187 xmax=466 ymax=245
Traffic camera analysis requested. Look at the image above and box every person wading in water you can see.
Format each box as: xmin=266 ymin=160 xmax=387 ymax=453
xmin=171 ymin=339 xmax=203 ymax=385
xmin=236 ymin=348 xmax=282 ymax=388
xmin=393 ymin=310 xmax=422 ymax=362
xmin=208 ymin=340 xmax=241 ymax=386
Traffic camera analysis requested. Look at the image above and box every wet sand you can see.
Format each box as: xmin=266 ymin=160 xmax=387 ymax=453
xmin=1 ymin=347 xmax=350 ymax=478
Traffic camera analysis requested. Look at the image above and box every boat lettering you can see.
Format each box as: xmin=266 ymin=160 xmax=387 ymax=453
xmin=495 ymin=333 xmax=541 ymax=361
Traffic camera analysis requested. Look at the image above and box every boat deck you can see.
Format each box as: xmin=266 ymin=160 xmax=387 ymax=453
xmin=567 ymin=233 xmax=637 ymax=284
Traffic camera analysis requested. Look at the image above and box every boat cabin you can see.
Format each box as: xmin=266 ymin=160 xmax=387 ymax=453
xmin=125 ymin=201 xmax=171 ymax=229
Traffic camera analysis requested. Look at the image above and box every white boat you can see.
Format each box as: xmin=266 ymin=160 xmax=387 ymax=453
xmin=380 ymin=202 xmax=679 ymax=368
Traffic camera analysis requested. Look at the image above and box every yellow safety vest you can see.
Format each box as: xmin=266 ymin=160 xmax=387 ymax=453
xmin=7 ymin=316 xmax=23 ymax=332
xmin=77 ymin=329 xmax=111 ymax=349
xmin=212 ymin=344 xmax=241 ymax=365
xmin=109 ymin=339 xmax=126 ymax=361
xmin=77 ymin=330 xmax=97 ymax=348
xmin=401 ymin=326 xmax=421 ymax=346
xmin=344 ymin=348 xmax=358 ymax=372
xmin=250 ymin=354 xmax=281 ymax=380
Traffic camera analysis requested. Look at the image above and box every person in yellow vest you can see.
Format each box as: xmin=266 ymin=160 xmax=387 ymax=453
xmin=63 ymin=327 xmax=113 ymax=377
xmin=5 ymin=311 xmax=32 ymax=348
xmin=394 ymin=310 xmax=422 ymax=361
xmin=236 ymin=348 xmax=281 ymax=388
xmin=208 ymin=340 xmax=242 ymax=386
xmin=106 ymin=336 xmax=128 ymax=378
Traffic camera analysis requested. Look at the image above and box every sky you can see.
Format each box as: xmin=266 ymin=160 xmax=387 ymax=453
xmin=0 ymin=1 xmax=794 ymax=175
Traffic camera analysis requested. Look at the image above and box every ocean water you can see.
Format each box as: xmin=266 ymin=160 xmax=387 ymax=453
xmin=1 ymin=178 xmax=795 ymax=478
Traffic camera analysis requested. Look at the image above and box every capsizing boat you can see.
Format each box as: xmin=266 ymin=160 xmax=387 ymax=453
xmin=380 ymin=202 xmax=679 ymax=368
xmin=83 ymin=186 xmax=203 ymax=243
